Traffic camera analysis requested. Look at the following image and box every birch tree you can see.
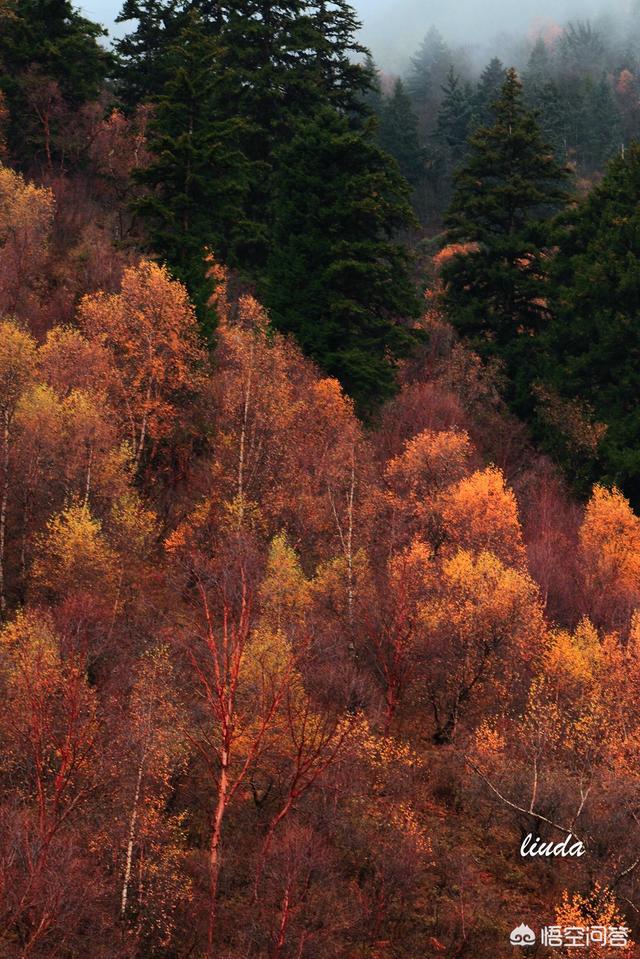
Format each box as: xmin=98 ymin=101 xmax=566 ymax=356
xmin=78 ymin=260 xmax=205 ymax=474
xmin=0 ymin=321 xmax=37 ymax=614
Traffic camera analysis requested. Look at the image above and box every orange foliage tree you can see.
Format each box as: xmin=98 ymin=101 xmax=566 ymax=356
xmin=0 ymin=166 xmax=54 ymax=318
xmin=580 ymin=485 xmax=640 ymax=629
xmin=439 ymin=466 xmax=527 ymax=566
xmin=0 ymin=321 xmax=37 ymax=614
xmin=78 ymin=260 xmax=206 ymax=473
xmin=0 ymin=611 xmax=98 ymax=956
xmin=420 ymin=548 xmax=545 ymax=742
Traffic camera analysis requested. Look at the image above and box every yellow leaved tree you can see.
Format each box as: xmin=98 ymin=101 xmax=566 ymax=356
xmin=0 ymin=320 xmax=37 ymax=614
xmin=78 ymin=260 xmax=206 ymax=472
xmin=580 ymin=485 xmax=640 ymax=628
xmin=0 ymin=165 xmax=54 ymax=317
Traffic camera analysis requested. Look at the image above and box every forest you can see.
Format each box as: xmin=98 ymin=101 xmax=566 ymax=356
xmin=1 ymin=0 xmax=640 ymax=955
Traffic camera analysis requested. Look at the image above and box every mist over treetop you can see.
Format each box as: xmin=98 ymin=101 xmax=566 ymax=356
xmin=361 ymin=0 xmax=638 ymax=72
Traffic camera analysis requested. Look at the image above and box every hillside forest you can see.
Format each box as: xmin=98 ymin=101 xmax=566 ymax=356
xmin=2 ymin=0 xmax=640 ymax=956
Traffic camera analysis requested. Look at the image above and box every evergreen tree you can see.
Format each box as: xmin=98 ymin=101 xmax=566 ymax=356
xmin=0 ymin=0 xmax=110 ymax=154
xmin=307 ymin=0 xmax=371 ymax=115
xmin=377 ymin=78 xmax=425 ymax=186
xmin=524 ymin=75 xmax=567 ymax=162
xmin=407 ymin=26 xmax=450 ymax=107
xmin=361 ymin=54 xmax=383 ymax=117
xmin=429 ymin=66 xmax=473 ymax=215
xmin=135 ymin=16 xmax=252 ymax=323
xmin=561 ymin=74 xmax=587 ymax=167
xmin=116 ymin=0 xmax=370 ymax=118
xmin=263 ymin=108 xmax=421 ymax=412
xmin=473 ymin=56 xmax=506 ymax=128
xmin=0 ymin=0 xmax=109 ymax=102
xmin=115 ymin=0 xmax=190 ymax=108
xmin=581 ymin=74 xmax=620 ymax=172
xmin=543 ymin=144 xmax=640 ymax=499
xmin=436 ymin=66 xmax=473 ymax=163
xmin=442 ymin=68 xmax=570 ymax=408
xmin=524 ymin=37 xmax=552 ymax=87
xmin=206 ymin=0 xmax=372 ymax=269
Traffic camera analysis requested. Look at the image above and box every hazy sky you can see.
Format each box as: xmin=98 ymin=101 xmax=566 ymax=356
xmin=85 ymin=0 xmax=634 ymax=70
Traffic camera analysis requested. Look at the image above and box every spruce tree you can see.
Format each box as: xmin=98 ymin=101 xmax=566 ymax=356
xmin=524 ymin=76 xmax=567 ymax=162
xmin=0 ymin=0 xmax=110 ymax=155
xmin=581 ymin=75 xmax=620 ymax=172
xmin=442 ymin=68 xmax=570 ymax=408
xmin=117 ymin=0 xmax=374 ymax=274
xmin=407 ymin=26 xmax=451 ymax=107
xmin=208 ymin=0 xmax=372 ymax=269
xmin=263 ymin=108 xmax=421 ymax=413
xmin=361 ymin=54 xmax=383 ymax=117
xmin=524 ymin=37 xmax=551 ymax=87
xmin=473 ymin=57 xmax=506 ymax=128
xmin=436 ymin=66 xmax=473 ymax=163
xmin=543 ymin=144 xmax=640 ymax=500
xmin=0 ymin=0 xmax=109 ymax=102
xmin=135 ymin=16 xmax=252 ymax=323
xmin=308 ymin=0 xmax=370 ymax=115
xmin=115 ymin=0 xmax=190 ymax=108
xmin=429 ymin=66 xmax=473 ymax=215
xmin=377 ymin=79 xmax=425 ymax=186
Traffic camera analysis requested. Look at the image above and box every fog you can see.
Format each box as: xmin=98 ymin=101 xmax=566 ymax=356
xmin=358 ymin=0 xmax=636 ymax=72
xmin=84 ymin=0 xmax=637 ymax=70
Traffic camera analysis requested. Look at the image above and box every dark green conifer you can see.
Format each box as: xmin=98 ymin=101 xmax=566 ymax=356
xmin=543 ymin=144 xmax=640 ymax=499
xmin=524 ymin=37 xmax=551 ymax=87
xmin=361 ymin=54 xmax=383 ymax=117
xmin=135 ymin=15 xmax=252 ymax=324
xmin=115 ymin=0 xmax=190 ymax=108
xmin=0 ymin=0 xmax=109 ymax=102
xmin=473 ymin=56 xmax=506 ymax=128
xmin=581 ymin=74 xmax=620 ymax=172
xmin=0 ymin=0 xmax=110 ymax=156
xmin=263 ymin=108 xmax=421 ymax=412
xmin=524 ymin=76 xmax=567 ymax=162
xmin=436 ymin=66 xmax=473 ymax=162
xmin=377 ymin=78 xmax=425 ymax=186
xmin=442 ymin=68 xmax=570 ymax=409
xmin=406 ymin=26 xmax=450 ymax=106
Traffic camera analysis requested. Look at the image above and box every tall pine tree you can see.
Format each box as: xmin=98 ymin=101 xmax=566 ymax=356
xmin=0 ymin=0 xmax=109 ymax=103
xmin=361 ymin=54 xmax=383 ymax=116
xmin=473 ymin=57 xmax=506 ymax=129
xmin=543 ymin=144 xmax=640 ymax=500
xmin=115 ymin=0 xmax=190 ymax=108
xmin=581 ymin=74 xmax=620 ymax=172
xmin=442 ymin=68 xmax=570 ymax=409
xmin=203 ymin=0 xmax=371 ymax=269
xmin=407 ymin=26 xmax=450 ymax=105
xmin=263 ymin=108 xmax=420 ymax=412
xmin=377 ymin=79 xmax=425 ymax=187
xmin=135 ymin=15 xmax=253 ymax=322
xmin=0 ymin=0 xmax=110 ymax=157
xmin=436 ymin=66 xmax=473 ymax=163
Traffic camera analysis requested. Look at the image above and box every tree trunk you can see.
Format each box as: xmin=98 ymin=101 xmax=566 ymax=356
xmin=0 ymin=408 xmax=11 ymax=615
xmin=120 ymin=756 xmax=144 ymax=918
xmin=207 ymin=747 xmax=229 ymax=958
xmin=254 ymin=798 xmax=293 ymax=900
xmin=346 ymin=456 xmax=355 ymax=627
xmin=271 ymin=881 xmax=292 ymax=959
xmin=237 ymin=340 xmax=254 ymax=525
